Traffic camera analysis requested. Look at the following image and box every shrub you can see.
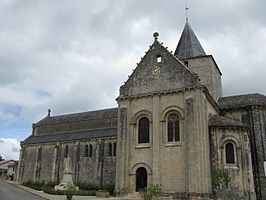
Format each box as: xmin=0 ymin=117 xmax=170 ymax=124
xmin=43 ymin=187 xmax=96 ymax=196
xmin=22 ymin=180 xmax=45 ymax=191
xmin=140 ymin=184 xmax=162 ymax=200
xmin=44 ymin=180 xmax=58 ymax=188
xmin=75 ymin=181 xmax=114 ymax=194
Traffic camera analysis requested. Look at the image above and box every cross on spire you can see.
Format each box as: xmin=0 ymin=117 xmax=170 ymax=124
xmin=48 ymin=109 xmax=51 ymax=117
xmin=185 ymin=5 xmax=189 ymax=22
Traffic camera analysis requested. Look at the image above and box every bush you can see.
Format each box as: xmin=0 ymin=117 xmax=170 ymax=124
xmin=22 ymin=180 xmax=45 ymax=191
xmin=75 ymin=182 xmax=114 ymax=194
xmin=44 ymin=180 xmax=58 ymax=188
xmin=140 ymin=184 xmax=162 ymax=200
xmin=43 ymin=187 xmax=96 ymax=196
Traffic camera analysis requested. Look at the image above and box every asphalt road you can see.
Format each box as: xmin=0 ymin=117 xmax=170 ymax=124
xmin=0 ymin=181 xmax=47 ymax=200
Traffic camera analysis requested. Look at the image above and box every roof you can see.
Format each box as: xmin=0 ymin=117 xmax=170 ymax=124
xmin=21 ymin=127 xmax=117 ymax=145
xmin=8 ymin=163 xmax=17 ymax=167
xmin=174 ymin=22 xmax=206 ymax=59
xmin=36 ymin=108 xmax=118 ymax=126
xmin=209 ymin=115 xmax=246 ymax=128
xmin=218 ymin=93 xmax=266 ymax=110
xmin=0 ymin=160 xmax=14 ymax=166
xmin=0 ymin=160 xmax=10 ymax=165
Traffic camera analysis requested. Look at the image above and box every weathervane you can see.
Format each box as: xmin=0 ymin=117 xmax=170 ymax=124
xmin=185 ymin=4 xmax=189 ymax=22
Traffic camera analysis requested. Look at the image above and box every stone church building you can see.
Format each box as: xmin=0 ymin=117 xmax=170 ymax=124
xmin=17 ymin=22 xmax=266 ymax=200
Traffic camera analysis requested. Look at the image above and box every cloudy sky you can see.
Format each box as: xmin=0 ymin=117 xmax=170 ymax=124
xmin=0 ymin=0 xmax=265 ymax=160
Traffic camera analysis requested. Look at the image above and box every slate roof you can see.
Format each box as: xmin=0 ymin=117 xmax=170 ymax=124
xmin=36 ymin=108 xmax=118 ymax=126
xmin=218 ymin=93 xmax=266 ymax=110
xmin=174 ymin=22 xmax=206 ymax=59
xmin=21 ymin=127 xmax=117 ymax=145
xmin=209 ymin=115 xmax=246 ymax=128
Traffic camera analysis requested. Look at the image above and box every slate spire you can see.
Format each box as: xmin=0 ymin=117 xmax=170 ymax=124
xmin=174 ymin=22 xmax=206 ymax=59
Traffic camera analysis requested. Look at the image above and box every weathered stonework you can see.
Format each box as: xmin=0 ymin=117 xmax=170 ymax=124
xmin=17 ymin=22 xmax=265 ymax=200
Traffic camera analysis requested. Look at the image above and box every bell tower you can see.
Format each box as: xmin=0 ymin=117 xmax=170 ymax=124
xmin=174 ymin=22 xmax=222 ymax=101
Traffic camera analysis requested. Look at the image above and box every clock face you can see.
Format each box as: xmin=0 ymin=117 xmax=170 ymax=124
xmin=152 ymin=65 xmax=161 ymax=76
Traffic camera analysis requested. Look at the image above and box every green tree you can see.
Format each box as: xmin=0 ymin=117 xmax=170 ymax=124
xmin=213 ymin=170 xmax=231 ymax=200
xmin=0 ymin=155 xmax=4 ymax=161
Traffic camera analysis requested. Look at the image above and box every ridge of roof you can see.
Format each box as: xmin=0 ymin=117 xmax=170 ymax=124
xmin=0 ymin=160 xmax=14 ymax=165
xmin=174 ymin=22 xmax=206 ymax=59
xmin=218 ymin=93 xmax=266 ymax=110
xmin=21 ymin=127 xmax=117 ymax=145
xmin=209 ymin=115 xmax=246 ymax=128
xmin=35 ymin=107 xmax=118 ymax=126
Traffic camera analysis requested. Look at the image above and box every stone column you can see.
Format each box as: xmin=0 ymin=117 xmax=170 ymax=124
xmin=17 ymin=147 xmax=24 ymax=183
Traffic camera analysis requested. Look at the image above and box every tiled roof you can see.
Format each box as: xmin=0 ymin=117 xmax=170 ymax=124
xmin=174 ymin=22 xmax=206 ymax=59
xmin=0 ymin=160 xmax=11 ymax=165
xmin=218 ymin=93 xmax=266 ymax=110
xmin=36 ymin=108 xmax=118 ymax=126
xmin=21 ymin=128 xmax=117 ymax=145
xmin=209 ymin=115 xmax=246 ymax=128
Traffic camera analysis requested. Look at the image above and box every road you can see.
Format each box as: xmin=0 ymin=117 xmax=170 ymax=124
xmin=0 ymin=180 xmax=47 ymax=200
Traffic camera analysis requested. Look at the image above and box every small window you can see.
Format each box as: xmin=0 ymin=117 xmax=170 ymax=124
xmin=167 ymin=113 xmax=180 ymax=142
xmin=108 ymin=143 xmax=112 ymax=156
xmin=225 ymin=142 xmax=235 ymax=164
xmin=64 ymin=145 xmax=68 ymax=158
xmin=113 ymin=143 xmax=116 ymax=156
xmin=84 ymin=145 xmax=88 ymax=157
xmin=37 ymin=147 xmax=42 ymax=161
xmin=156 ymin=55 xmax=161 ymax=63
xmin=89 ymin=144 xmax=92 ymax=157
xmin=138 ymin=117 xmax=150 ymax=143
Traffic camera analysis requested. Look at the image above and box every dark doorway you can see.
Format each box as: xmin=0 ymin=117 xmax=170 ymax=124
xmin=136 ymin=167 xmax=147 ymax=191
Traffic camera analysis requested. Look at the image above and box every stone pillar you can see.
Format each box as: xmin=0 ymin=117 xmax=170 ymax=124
xmin=185 ymin=91 xmax=212 ymax=195
xmin=115 ymin=106 xmax=128 ymax=194
xmin=17 ymin=147 xmax=24 ymax=183
xmin=51 ymin=145 xmax=58 ymax=181
xmin=152 ymin=95 xmax=160 ymax=185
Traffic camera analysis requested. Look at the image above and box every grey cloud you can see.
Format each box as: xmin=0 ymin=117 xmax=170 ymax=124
xmin=0 ymin=0 xmax=265 ymax=128
xmin=11 ymin=147 xmax=20 ymax=152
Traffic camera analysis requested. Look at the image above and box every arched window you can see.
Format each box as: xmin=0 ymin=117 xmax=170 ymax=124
xmin=108 ymin=143 xmax=112 ymax=156
xmin=167 ymin=113 xmax=180 ymax=142
xmin=84 ymin=144 xmax=88 ymax=157
xmin=64 ymin=145 xmax=68 ymax=158
xmin=37 ymin=147 xmax=42 ymax=162
xmin=225 ymin=142 xmax=235 ymax=164
xmin=138 ymin=117 xmax=149 ymax=143
xmin=113 ymin=143 xmax=116 ymax=156
xmin=89 ymin=144 xmax=92 ymax=157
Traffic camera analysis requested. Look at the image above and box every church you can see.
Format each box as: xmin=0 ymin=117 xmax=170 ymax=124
xmin=17 ymin=21 xmax=266 ymax=200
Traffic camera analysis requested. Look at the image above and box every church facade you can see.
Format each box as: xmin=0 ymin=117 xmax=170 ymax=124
xmin=17 ymin=22 xmax=266 ymax=200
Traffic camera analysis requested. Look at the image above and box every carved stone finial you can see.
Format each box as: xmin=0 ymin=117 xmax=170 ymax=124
xmin=153 ymin=32 xmax=159 ymax=40
xmin=48 ymin=109 xmax=51 ymax=117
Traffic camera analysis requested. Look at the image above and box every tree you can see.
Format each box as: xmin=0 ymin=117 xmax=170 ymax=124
xmin=213 ymin=170 xmax=231 ymax=200
xmin=0 ymin=155 xmax=4 ymax=161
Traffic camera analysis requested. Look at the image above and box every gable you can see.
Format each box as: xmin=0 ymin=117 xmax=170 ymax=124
xmin=120 ymin=40 xmax=199 ymax=97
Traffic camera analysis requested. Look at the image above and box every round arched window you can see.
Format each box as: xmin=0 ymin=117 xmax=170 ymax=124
xmin=138 ymin=117 xmax=149 ymax=143
xmin=225 ymin=142 xmax=235 ymax=164
xmin=167 ymin=113 xmax=180 ymax=142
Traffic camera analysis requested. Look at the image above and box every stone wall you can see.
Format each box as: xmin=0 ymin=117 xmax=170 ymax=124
xmin=19 ymin=137 xmax=116 ymax=185
xmin=209 ymin=127 xmax=256 ymax=199
xmin=116 ymin=88 xmax=215 ymax=196
xmin=221 ymin=106 xmax=266 ymax=199
xmin=185 ymin=56 xmax=222 ymax=102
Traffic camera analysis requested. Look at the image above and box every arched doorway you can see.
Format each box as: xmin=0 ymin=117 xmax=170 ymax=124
xmin=136 ymin=167 xmax=147 ymax=191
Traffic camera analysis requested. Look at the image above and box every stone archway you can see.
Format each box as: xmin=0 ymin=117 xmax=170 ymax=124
xmin=136 ymin=167 xmax=147 ymax=191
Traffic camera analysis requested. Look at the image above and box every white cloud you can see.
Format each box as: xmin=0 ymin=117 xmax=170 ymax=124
xmin=0 ymin=0 xmax=265 ymax=142
xmin=0 ymin=138 xmax=20 ymax=160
